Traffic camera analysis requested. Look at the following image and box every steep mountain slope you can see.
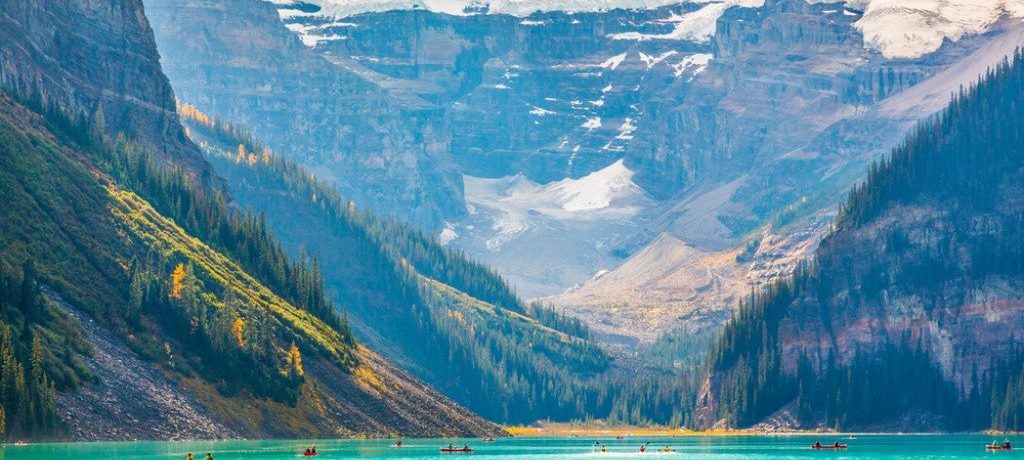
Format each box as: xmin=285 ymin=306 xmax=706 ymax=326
xmin=180 ymin=108 xmax=616 ymax=424
xmin=0 ymin=93 xmax=497 ymax=439
xmin=0 ymin=0 xmax=498 ymax=440
xmin=147 ymin=0 xmax=1024 ymax=317
xmin=701 ymin=50 xmax=1024 ymax=431
xmin=547 ymin=4 xmax=1024 ymax=341
xmin=143 ymin=0 xmax=463 ymax=230
xmin=0 ymin=0 xmax=206 ymax=172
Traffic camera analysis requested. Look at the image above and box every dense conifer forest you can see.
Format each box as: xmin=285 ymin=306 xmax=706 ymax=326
xmin=0 ymin=88 xmax=365 ymax=437
xmin=707 ymin=50 xmax=1024 ymax=430
xmin=180 ymin=106 xmax=706 ymax=425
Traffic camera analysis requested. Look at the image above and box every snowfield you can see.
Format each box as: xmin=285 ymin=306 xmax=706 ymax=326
xmin=609 ymin=0 xmax=762 ymax=42
xmin=849 ymin=0 xmax=1024 ymax=59
xmin=465 ymin=159 xmax=649 ymax=221
xmin=271 ymin=0 xmax=1024 ymax=59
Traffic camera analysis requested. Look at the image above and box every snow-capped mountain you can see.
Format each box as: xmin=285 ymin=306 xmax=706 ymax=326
xmin=851 ymin=0 xmax=1024 ymax=58
xmin=273 ymin=0 xmax=762 ymax=19
xmin=149 ymin=0 xmax=1024 ymax=344
xmin=274 ymin=0 xmax=1024 ymax=59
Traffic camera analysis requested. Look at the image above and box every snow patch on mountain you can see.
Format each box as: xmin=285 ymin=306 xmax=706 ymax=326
xmin=438 ymin=223 xmax=459 ymax=245
xmin=457 ymin=162 xmax=654 ymax=295
xmin=582 ymin=116 xmax=603 ymax=130
xmin=639 ymin=50 xmax=679 ymax=69
xmin=464 ymin=159 xmax=649 ymax=223
xmin=282 ymin=0 xmax=695 ymax=18
xmin=609 ymin=0 xmax=761 ymax=42
xmin=554 ymin=159 xmax=640 ymax=211
xmin=672 ymin=53 xmax=712 ymax=78
xmin=819 ymin=0 xmax=1024 ymax=59
xmin=599 ymin=52 xmax=629 ymax=70
xmin=268 ymin=0 xmax=769 ymax=21
xmin=270 ymin=0 xmax=1022 ymax=60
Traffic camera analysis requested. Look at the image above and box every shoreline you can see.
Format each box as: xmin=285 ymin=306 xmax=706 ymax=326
xmin=504 ymin=425 xmax=1012 ymax=438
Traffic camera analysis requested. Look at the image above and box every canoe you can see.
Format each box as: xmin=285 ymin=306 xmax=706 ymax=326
xmin=441 ymin=447 xmax=474 ymax=453
xmin=986 ymin=445 xmax=1012 ymax=450
xmin=810 ymin=444 xmax=847 ymax=449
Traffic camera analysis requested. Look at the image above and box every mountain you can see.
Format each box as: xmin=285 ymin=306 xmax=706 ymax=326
xmin=0 ymin=0 xmax=207 ymax=172
xmin=542 ymin=1 xmax=1024 ymax=343
xmin=143 ymin=0 xmax=464 ymax=230
xmin=177 ymin=104 xmax=661 ymax=425
xmin=0 ymin=0 xmax=499 ymax=440
xmin=145 ymin=0 xmax=1024 ymax=335
xmin=700 ymin=49 xmax=1024 ymax=431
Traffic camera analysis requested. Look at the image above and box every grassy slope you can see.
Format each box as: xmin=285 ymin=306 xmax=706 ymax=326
xmin=187 ymin=122 xmax=612 ymax=424
xmin=0 ymin=93 xmax=498 ymax=438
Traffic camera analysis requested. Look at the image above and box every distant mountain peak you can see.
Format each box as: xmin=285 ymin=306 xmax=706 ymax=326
xmin=848 ymin=0 xmax=1024 ymax=59
xmin=268 ymin=0 xmax=765 ymax=19
xmin=271 ymin=0 xmax=1024 ymax=60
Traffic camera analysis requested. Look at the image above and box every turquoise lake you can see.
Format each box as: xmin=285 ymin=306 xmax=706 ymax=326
xmin=0 ymin=435 xmax=1020 ymax=459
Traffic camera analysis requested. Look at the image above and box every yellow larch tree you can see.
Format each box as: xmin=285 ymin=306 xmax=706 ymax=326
xmin=169 ymin=263 xmax=187 ymax=299
xmin=232 ymin=317 xmax=245 ymax=348
xmin=285 ymin=342 xmax=304 ymax=377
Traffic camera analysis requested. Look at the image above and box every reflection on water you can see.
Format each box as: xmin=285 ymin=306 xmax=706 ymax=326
xmin=0 ymin=434 xmax=1017 ymax=459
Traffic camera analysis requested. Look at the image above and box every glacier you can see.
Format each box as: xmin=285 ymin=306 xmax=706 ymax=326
xmin=271 ymin=0 xmax=1024 ymax=59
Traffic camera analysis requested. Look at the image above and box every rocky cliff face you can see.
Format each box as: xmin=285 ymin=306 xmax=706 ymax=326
xmin=144 ymin=0 xmax=464 ymax=229
xmin=541 ymin=6 xmax=1021 ymax=348
xmin=0 ymin=0 xmax=501 ymax=439
xmin=0 ymin=0 xmax=205 ymax=170
xmin=700 ymin=51 xmax=1024 ymax=429
xmin=146 ymin=0 xmax=1024 ymax=341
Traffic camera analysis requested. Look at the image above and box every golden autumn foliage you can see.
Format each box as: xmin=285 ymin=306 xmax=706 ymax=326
xmin=232 ymin=317 xmax=245 ymax=348
xmin=285 ymin=342 xmax=304 ymax=377
xmin=169 ymin=263 xmax=187 ymax=299
xmin=177 ymin=102 xmax=214 ymax=127
xmin=354 ymin=367 xmax=388 ymax=395
xmin=234 ymin=144 xmax=246 ymax=164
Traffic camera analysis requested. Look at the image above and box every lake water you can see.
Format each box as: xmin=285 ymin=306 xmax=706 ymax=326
xmin=0 ymin=435 xmax=1019 ymax=459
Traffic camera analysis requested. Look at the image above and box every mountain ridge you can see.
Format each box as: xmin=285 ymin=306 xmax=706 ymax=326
xmin=701 ymin=48 xmax=1024 ymax=431
xmin=0 ymin=0 xmax=501 ymax=440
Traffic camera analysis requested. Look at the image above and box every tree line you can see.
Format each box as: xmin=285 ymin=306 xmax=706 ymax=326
xmin=706 ymin=48 xmax=1024 ymax=430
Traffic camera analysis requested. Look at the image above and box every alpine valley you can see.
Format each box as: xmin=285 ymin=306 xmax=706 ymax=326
xmin=0 ymin=0 xmax=1023 ymax=442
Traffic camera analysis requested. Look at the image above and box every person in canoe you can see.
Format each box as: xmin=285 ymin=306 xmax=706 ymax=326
xmin=833 ymin=441 xmax=841 ymax=448
xmin=205 ymin=454 xmax=215 ymax=460
xmin=988 ymin=440 xmax=1008 ymax=450
xmin=394 ymin=439 xmax=403 ymax=447
xmin=989 ymin=439 xmax=1013 ymax=450
xmin=600 ymin=444 xmax=607 ymax=453
xmin=186 ymin=454 xmax=194 ymax=460
xmin=661 ymin=445 xmax=674 ymax=453
xmin=814 ymin=441 xmax=822 ymax=448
